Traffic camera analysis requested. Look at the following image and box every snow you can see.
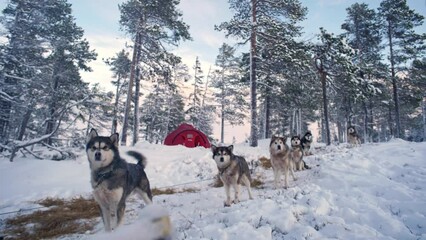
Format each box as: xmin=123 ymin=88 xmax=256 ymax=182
xmin=1 ymin=139 xmax=426 ymax=239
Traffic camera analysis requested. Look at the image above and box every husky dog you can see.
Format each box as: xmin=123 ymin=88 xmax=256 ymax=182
xmin=290 ymin=136 xmax=305 ymax=171
xmin=211 ymin=145 xmax=253 ymax=207
xmin=269 ymin=136 xmax=296 ymax=189
xmin=301 ymin=130 xmax=313 ymax=156
xmin=347 ymin=126 xmax=361 ymax=147
xmin=86 ymin=129 xmax=152 ymax=232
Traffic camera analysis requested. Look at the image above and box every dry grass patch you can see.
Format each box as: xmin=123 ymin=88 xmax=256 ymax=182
xmin=211 ymin=175 xmax=264 ymax=189
xmin=4 ymin=196 xmax=99 ymax=240
xmin=251 ymin=178 xmax=265 ymax=189
xmin=152 ymin=187 xmax=198 ymax=196
xmin=259 ymin=156 xmax=272 ymax=169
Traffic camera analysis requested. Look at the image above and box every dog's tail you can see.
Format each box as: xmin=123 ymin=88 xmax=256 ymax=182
xmin=127 ymin=151 xmax=147 ymax=168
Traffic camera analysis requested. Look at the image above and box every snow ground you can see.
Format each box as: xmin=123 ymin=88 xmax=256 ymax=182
xmin=1 ymin=139 xmax=425 ymax=239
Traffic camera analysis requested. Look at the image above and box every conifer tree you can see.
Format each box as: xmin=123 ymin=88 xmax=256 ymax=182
xmin=378 ymin=0 xmax=426 ymax=138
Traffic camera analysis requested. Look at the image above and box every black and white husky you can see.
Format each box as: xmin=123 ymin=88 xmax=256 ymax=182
xmin=301 ymin=130 xmax=313 ymax=156
xmin=211 ymin=145 xmax=253 ymax=207
xmin=86 ymin=129 xmax=152 ymax=232
xmin=290 ymin=135 xmax=305 ymax=171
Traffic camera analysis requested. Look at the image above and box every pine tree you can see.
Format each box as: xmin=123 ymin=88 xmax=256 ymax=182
xmin=378 ymin=0 xmax=426 ymax=138
xmin=119 ymin=0 xmax=191 ymax=145
xmin=0 ymin=0 xmax=96 ymax=149
xmin=104 ymin=50 xmax=132 ymax=134
xmin=211 ymin=43 xmax=248 ymax=143
xmin=341 ymin=3 xmax=383 ymax=142
xmin=216 ymin=0 xmax=307 ymax=146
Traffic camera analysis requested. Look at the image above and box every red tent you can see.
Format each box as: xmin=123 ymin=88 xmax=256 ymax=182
xmin=164 ymin=123 xmax=211 ymax=148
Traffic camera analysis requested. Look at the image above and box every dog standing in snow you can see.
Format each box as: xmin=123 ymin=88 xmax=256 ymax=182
xmin=347 ymin=126 xmax=361 ymax=147
xmin=290 ymin=135 xmax=306 ymax=171
xmin=211 ymin=145 xmax=253 ymax=207
xmin=269 ymin=136 xmax=296 ymax=189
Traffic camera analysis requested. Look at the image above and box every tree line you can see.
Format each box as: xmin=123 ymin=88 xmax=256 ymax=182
xmin=0 ymin=0 xmax=424 ymax=161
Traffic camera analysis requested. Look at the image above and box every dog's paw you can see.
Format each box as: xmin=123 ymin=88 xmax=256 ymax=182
xmin=232 ymin=199 xmax=240 ymax=204
xmin=224 ymin=201 xmax=231 ymax=207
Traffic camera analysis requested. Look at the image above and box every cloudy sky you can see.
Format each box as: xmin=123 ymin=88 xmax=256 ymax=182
xmin=66 ymin=0 xmax=425 ymax=92
xmin=1 ymin=0 xmax=425 ymax=143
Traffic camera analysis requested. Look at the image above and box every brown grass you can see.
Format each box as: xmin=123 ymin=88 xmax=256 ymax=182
xmin=259 ymin=156 xmax=272 ymax=169
xmin=152 ymin=187 xmax=199 ymax=196
xmin=210 ymin=174 xmax=264 ymax=189
xmin=251 ymin=178 xmax=265 ymax=189
xmin=4 ymin=196 xmax=99 ymax=240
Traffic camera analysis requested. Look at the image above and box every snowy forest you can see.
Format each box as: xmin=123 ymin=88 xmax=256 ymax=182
xmin=0 ymin=0 xmax=425 ymax=161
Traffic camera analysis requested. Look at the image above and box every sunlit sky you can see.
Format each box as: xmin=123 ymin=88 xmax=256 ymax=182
xmin=1 ymin=0 xmax=425 ymax=143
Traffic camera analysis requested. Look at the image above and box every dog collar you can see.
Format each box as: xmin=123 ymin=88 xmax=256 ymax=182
xmin=218 ymin=162 xmax=232 ymax=175
xmin=94 ymin=161 xmax=118 ymax=187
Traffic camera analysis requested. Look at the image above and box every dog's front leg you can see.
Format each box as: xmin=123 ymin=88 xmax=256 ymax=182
xmin=224 ymin=183 xmax=232 ymax=207
xmin=273 ymin=168 xmax=281 ymax=189
xmin=99 ymin=205 xmax=112 ymax=231
xmin=232 ymin=182 xmax=240 ymax=204
xmin=108 ymin=187 xmax=124 ymax=231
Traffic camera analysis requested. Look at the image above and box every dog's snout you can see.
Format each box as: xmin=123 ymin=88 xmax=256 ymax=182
xmin=220 ymin=157 xmax=224 ymax=162
xmin=95 ymin=152 xmax=101 ymax=161
xmin=277 ymin=145 xmax=281 ymax=150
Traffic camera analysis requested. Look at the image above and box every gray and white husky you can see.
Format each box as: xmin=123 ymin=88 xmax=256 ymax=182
xmin=347 ymin=126 xmax=361 ymax=147
xmin=290 ymin=135 xmax=305 ymax=171
xmin=269 ymin=136 xmax=296 ymax=189
xmin=211 ymin=145 xmax=253 ymax=207
xmin=86 ymin=129 xmax=152 ymax=232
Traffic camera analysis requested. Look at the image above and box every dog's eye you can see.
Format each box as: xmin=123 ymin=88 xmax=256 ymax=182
xmin=223 ymin=152 xmax=228 ymax=155
xmin=91 ymin=146 xmax=97 ymax=151
xmin=102 ymin=146 xmax=109 ymax=150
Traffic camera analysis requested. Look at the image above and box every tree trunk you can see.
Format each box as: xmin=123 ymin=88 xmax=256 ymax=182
xmin=387 ymin=20 xmax=401 ymax=139
xmin=265 ymin=95 xmax=270 ymax=139
xmin=132 ymin=64 xmax=141 ymax=146
xmin=220 ymin=102 xmax=225 ymax=143
xmin=111 ymin=77 xmax=121 ymax=134
xmin=17 ymin=109 xmax=32 ymax=141
xmin=122 ymin=33 xmax=141 ymax=146
xmin=363 ymin=101 xmax=368 ymax=143
xmin=249 ymin=0 xmax=258 ymax=147
xmin=321 ymin=72 xmax=331 ymax=145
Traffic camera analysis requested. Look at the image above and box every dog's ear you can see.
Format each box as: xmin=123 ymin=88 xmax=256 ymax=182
xmin=211 ymin=145 xmax=217 ymax=153
xmin=110 ymin=133 xmax=119 ymax=147
xmin=227 ymin=145 xmax=234 ymax=153
xmin=87 ymin=129 xmax=98 ymax=143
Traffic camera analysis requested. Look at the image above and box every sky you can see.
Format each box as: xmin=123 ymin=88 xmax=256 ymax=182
xmin=0 ymin=0 xmax=425 ymax=143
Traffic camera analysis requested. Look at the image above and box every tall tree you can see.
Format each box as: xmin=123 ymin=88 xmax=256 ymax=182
xmin=104 ymin=50 xmax=132 ymax=134
xmin=211 ymin=43 xmax=248 ymax=143
xmin=216 ymin=0 xmax=307 ymax=146
xmin=119 ymin=0 xmax=191 ymax=145
xmin=341 ymin=3 xmax=383 ymax=142
xmin=378 ymin=0 xmax=426 ymax=138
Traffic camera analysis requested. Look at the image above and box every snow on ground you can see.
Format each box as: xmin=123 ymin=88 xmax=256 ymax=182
xmin=1 ymin=139 xmax=426 ymax=239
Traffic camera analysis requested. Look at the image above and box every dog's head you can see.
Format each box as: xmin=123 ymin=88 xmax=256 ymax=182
xmin=86 ymin=129 xmax=119 ymax=170
xmin=291 ymin=135 xmax=301 ymax=147
xmin=347 ymin=126 xmax=356 ymax=134
xmin=270 ymin=135 xmax=287 ymax=153
xmin=211 ymin=145 xmax=233 ymax=168
xmin=303 ymin=131 xmax=312 ymax=141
